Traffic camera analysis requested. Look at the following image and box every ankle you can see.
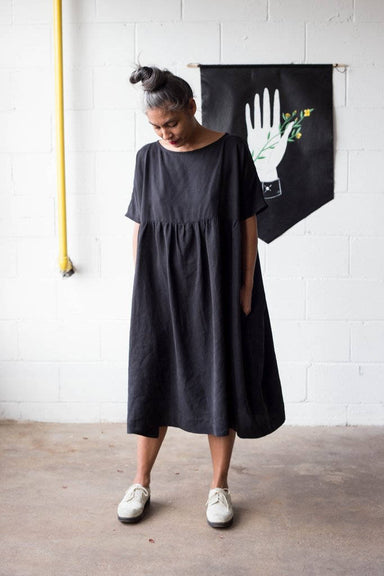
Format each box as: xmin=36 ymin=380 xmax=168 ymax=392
xmin=133 ymin=475 xmax=150 ymax=489
xmin=210 ymin=479 xmax=229 ymax=490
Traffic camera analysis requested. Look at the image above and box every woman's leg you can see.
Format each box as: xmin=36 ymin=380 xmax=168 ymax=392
xmin=132 ymin=426 xmax=168 ymax=487
xmin=208 ymin=429 xmax=236 ymax=489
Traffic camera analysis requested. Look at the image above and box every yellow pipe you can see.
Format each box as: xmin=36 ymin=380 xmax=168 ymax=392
xmin=53 ymin=0 xmax=74 ymax=276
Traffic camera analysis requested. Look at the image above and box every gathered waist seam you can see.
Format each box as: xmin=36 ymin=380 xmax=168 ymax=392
xmin=141 ymin=215 xmax=220 ymax=225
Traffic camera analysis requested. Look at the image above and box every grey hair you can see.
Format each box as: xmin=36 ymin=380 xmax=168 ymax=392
xmin=130 ymin=66 xmax=193 ymax=111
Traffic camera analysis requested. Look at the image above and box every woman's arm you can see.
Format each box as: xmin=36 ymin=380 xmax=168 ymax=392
xmin=133 ymin=222 xmax=140 ymax=265
xmin=240 ymin=214 xmax=258 ymax=315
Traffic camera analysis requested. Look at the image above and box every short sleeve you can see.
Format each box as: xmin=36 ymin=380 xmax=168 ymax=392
xmin=239 ymin=141 xmax=268 ymax=221
xmin=125 ymin=151 xmax=143 ymax=223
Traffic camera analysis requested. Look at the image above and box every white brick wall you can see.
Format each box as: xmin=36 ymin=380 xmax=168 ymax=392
xmin=0 ymin=0 xmax=383 ymax=425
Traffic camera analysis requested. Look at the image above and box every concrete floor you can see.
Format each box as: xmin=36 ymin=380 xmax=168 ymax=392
xmin=0 ymin=423 xmax=383 ymax=576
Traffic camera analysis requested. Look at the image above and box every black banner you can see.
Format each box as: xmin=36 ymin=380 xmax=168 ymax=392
xmin=201 ymin=64 xmax=334 ymax=243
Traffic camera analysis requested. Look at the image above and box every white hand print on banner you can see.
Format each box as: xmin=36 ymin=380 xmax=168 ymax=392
xmin=246 ymin=88 xmax=294 ymax=199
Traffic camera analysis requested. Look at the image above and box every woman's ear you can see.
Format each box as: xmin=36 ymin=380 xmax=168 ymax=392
xmin=187 ymin=98 xmax=197 ymax=116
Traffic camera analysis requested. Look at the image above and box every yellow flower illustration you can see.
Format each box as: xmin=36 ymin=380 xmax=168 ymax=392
xmin=304 ymin=109 xmax=311 ymax=117
xmin=296 ymin=132 xmax=302 ymax=139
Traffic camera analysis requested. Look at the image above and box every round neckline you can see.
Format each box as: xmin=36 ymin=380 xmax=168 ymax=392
xmin=157 ymin=132 xmax=228 ymax=154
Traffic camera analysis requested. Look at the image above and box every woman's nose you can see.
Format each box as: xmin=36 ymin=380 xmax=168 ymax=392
xmin=162 ymin=128 xmax=172 ymax=140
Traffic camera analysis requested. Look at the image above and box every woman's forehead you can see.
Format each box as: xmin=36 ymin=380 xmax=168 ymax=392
xmin=146 ymin=107 xmax=183 ymax=125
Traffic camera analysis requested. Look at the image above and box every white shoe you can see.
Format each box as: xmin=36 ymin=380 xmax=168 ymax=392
xmin=206 ymin=488 xmax=234 ymax=528
xmin=117 ymin=483 xmax=150 ymax=523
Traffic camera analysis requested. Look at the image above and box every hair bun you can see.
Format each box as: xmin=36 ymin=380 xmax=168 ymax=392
xmin=130 ymin=66 xmax=168 ymax=92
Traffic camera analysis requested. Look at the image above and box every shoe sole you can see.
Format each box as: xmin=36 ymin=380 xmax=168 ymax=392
xmin=207 ymin=516 xmax=233 ymax=529
xmin=117 ymin=497 xmax=150 ymax=524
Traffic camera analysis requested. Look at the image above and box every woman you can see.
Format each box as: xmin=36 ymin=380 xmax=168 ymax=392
xmin=118 ymin=66 xmax=285 ymax=529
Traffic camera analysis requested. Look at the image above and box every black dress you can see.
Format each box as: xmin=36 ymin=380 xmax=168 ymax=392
xmin=125 ymin=133 xmax=285 ymax=438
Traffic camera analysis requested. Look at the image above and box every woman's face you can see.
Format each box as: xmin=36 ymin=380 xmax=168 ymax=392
xmin=146 ymin=99 xmax=197 ymax=149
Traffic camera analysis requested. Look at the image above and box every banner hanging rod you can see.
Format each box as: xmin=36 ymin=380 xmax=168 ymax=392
xmin=187 ymin=63 xmax=348 ymax=71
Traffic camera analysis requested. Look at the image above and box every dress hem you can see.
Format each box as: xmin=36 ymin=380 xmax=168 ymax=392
xmin=127 ymin=413 xmax=285 ymax=440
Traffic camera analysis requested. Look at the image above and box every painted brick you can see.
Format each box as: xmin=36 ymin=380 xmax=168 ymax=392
xmin=57 ymin=277 xmax=131 ymax=320
xmin=17 ymin=238 xmax=64 ymax=279
xmin=333 ymin=67 xmax=347 ymax=107
xmin=12 ymin=153 xmax=55 ymax=197
xmin=94 ymin=67 xmax=140 ymax=109
xmin=0 ymin=279 xmax=57 ymax=320
xmin=18 ymin=321 xmax=101 ymax=362
xmin=59 ymin=362 xmax=127 ymax=403
xmin=270 ymin=0 xmax=353 ymax=22
xmin=183 ymin=0 xmax=267 ymax=21
xmin=307 ymin=23 xmax=384 ymax=66
xmin=70 ymin=235 xmax=101 ymax=277
xmin=63 ymin=23 xmax=134 ymax=67
xmin=0 ymin=155 xmax=12 ymax=194
xmin=348 ymin=66 xmax=384 ymax=108
xmin=263 ymin=278 xmax=306 ymax=319
xmin=100 ymin=402 xmax=126 ymax=422
xmin=0 ymin=362 xmax=59 ymax=402
xmin=136 ymin=23 xmax=220 ymax=68
xmin=273 ymin=321 xmax=350 ymax=362
xmin=285 ymin=402 xmax=347 ymax=425
xmin=17 ymin=402 xmax=101 ymax=423
xmin=349 ymin=151 xmax=384 ymax=195
xmin=96 ymin=0 xmax=181 ymax=21
xmin=0 ymin=403 xmax=21 ymax=421
xmin=222 ymin=22 xmax=304 ymax=63
xmin=355 ymin=0 xmax=384 ymax=22
xmin=0 ymin=239 xmax=17 ymax=277
xmin=307 ymin=278 xmax=384 ymax=320
xmin=0 ymin=70 xmax=12 ymax=111
xmin=63 ymin=67 xmax=93 ymax=110
xmin=0 ymin=1 xmax=12 ymax=25
xmin=347 ymin=404 xmax=384 ymax=425
xmin=95 ymin=151 xmax=136 ymax=198
xmin=307 ymin=363 xmax=384 ymax=403
xmin=15 ymin=194 xmax=53 ymax=220
xmin=65 ymin=110 xmax=135 ymax=152
xmin=335 ymin=107 xmax=384 ymax=150
xmin=99 ymin=195 xmax=134 ymax=236
xmin=0 ymin=196 xmax=14 ymax=237
xmin=62 ymin=0 xmax=96 ymax=22
xmin=0 ymin=321 xmax=18 ymax=360
xmin=63 ymin=196 xmax=101 ymax=237
xmin=351 ymin=322 xmax=384 ymax=362
xmin=100 ymin=320 xmax=130 ymax=361
xmin=0 ymin=24 xmax=50 ymax=68
xmin=305 ymin=195 xmax=384 ymax=237
xmin=266 ymin=235 xmax=349 ymax=278
xmin=13 ymin=0 xmax=51 ymax=24
xmin=65 ymin=151 xmax=96 ymax=197
xmin=334 ymin=151 xmax=348 ymax=192
xmin=350 ymin=238 xmax=384 ymax=280
xmin=15 ymin=196 xmax=55 ymax=237
xmin=0 ymin=110 xmax=51 ymax=153
xmin=100 ymin=236 xmax=131 ymax=278
xmin=0 ymin=0 xmax=383 ymax=426
xmin=278 ymin=362 xmax=307 ymax=402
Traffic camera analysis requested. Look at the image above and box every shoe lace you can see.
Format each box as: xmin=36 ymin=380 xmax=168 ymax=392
xmin=124 ymin=484 xmax=149 ymax=502
xmin=206 ymin=488 xmax=230 ymax=510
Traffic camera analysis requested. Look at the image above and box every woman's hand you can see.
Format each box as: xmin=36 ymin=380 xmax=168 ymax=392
xmin=240 ymin=215 xmax=257 ymax=316
xmin=240 ymin=283 xmax=253 ymax=316
xmin=133 ymin=222 xmax=140 ymax=265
